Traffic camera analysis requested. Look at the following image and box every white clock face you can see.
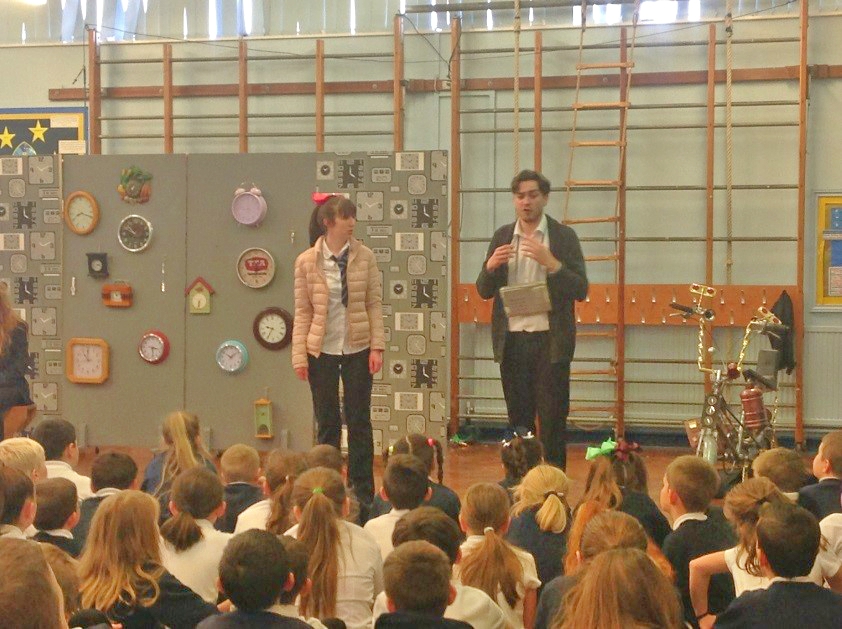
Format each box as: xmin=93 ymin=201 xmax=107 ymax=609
xmin=191 ymin=292 xmax=207 ymax=309
xmin=71 ymin=344 xmax=105 ymax=378
xmin=140 ymin=335 xmax=164 ymax=361
xmin=216 ymin=341 xmax=248 ymax=373
xmin=258 ymin=313 xmax=286 ymax=344
xmin=33 ymin=382 xmax=58 ymax=411
xmin=236 ymin=248 xmax=276 ymax=289
xmin=66 ymin=195 xmax=97 ymax=233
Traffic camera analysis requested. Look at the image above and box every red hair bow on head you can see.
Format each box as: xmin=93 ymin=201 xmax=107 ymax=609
xmin=614 ymin=439 xmax=641 ymax=462
xmin=312 ymin=192 xmax=335 ymax=206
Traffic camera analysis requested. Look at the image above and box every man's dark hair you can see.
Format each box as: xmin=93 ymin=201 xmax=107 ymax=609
xmin=90 ymin=452 xmax=138 ymax=492
xmin=383 ymin=454 xmax=428 ymax=510
xmin=31 ymin=419 xmax=76 ymax=461
xmin=34 ymin=478 xmax=77 ymax=530
xmin=392 ymin=506 xmax=461 ymax=566
xmin=756 ymin=501 xmax=820 ymax=578
xmin=0 ymin=466 xmax=34 ymax=525
xmin=510 ymin=169 xmax=551 ymax=196
xmin=218 ymin=529 xmax=290 ymax=612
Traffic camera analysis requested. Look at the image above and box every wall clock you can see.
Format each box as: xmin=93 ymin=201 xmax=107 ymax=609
xmin=186 ymin=277 xmax=214 ymax=314
xmin=236 ymin=248 xmax=275 ymax=289
xmin=32 ymin=382 xmax=58 ymax=412
xmin=253 ymin=306 xmax=293 ymax=350
xmin=102 ymin=282 xmax=133 ymax=308
xmin=254 ymin=396 xmax=273 ymax=439
xmin=118 ymin=214 xmax=152 ymax=252
xmin=231 ymin=185 xmax=267 ymax=226
xmin=216 ymin=340 xmax=249 ymax=374
xmin=87 ymin=253 xmax=109 ymax=279
xmin=66 ymin=338 xmax=110 ymax=384
xmin=64 ymin=191 xmax=100 ymax=235
xmin=138 ymin=330 xmax=170 ymax=365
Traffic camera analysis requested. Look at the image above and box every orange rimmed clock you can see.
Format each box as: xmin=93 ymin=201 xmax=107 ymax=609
xmin=66 ymin=338 xmax=110 ymax=384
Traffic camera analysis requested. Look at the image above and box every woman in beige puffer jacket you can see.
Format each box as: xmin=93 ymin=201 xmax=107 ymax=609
xmin=293 ymin=195 xmax=384 ymax=506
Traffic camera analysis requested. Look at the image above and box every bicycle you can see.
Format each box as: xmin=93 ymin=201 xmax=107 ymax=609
xmin=670 ymin=283 xmax=789 ymax=479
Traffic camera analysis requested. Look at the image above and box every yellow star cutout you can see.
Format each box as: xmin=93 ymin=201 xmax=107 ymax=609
xmin=29 ymin=121 xmax=48 ymax=143
xmin=0 ymin=127 xmax=14 ymax=149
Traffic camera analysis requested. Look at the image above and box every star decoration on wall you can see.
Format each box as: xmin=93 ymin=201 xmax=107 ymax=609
xmin=29 ymin=121 xmax=48 ymax=143
xmin=0 ymin=127 xmax=15 ymax=149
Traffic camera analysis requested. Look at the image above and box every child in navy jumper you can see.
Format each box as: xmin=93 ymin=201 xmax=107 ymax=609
xmin=800 ymin=430 xmax=842 ymax=520
xmin=715 ymin=502 xmax=842 ymax=628
xmin=33 ymin=477 xmax=81 ymax=557
xmin=215 ymin=444 xmax=263 ymax=533
xmin=76 ymin=451 xmax=139 ymax=549
xmin=374 ymin=541 xmax=471 ymax=629
xmin=370 ymin=434 xmax=460 ymax=524
xmin=660 ymin=455 xmax=735 ymax=627
xmin=197 ymin=530 xmax=311 ymax=629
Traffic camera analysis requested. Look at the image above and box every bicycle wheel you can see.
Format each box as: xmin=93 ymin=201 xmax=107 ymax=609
xmin=700 ymin=431 xmax=718 ymax=467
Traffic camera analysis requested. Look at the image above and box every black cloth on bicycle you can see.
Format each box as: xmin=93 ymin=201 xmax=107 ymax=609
xmin=770 ymin=290 xmax=795 ymax=374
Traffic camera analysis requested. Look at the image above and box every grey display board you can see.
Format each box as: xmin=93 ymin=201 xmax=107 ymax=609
xmin=0 ymin=155 xmax=63 ymax=421
xmin=59 ymin=152 xmax=448 ymax=452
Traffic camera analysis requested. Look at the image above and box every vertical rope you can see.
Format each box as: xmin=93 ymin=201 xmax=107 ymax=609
xmin=513 ymin=0 xmax=522 ymax=173
xmin=725 ymin=2 xmax=734 ymax=285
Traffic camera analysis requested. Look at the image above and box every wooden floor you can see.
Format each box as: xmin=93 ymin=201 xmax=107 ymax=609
xmin=79 ymin=442 xmax=690 ymax=505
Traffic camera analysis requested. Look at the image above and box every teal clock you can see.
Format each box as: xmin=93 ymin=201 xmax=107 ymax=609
xmin=216 ymin=340 xmax=249 ymax=374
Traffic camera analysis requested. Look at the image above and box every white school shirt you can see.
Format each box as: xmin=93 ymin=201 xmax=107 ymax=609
xmin=508 ymin=213 xmax=550 ymax=333
xmin=671 ymin=512 xmax=708 ymax=530
xmin=362 ymin=508 xmax=410 ymax=560
xmin=320 ymin=240 xmax=361 ymax=356
xmin=285 ymin=519 xmax=384 ymax=629
xmin=160 ymin=519 xmax=232 ymax=603
xmin=457 ymin=534 xmax=541 ymax=629
xmin=45 ymin=460 xmax=93 ymax=499
xmin=270 ymin=604 xmax=329 ymax=629
xmin=233 ymin=498 xmax=271 ymax=533
xmin=372 ymin=580 xmax=508 ymax=629
xmin=724 ymin=544 xmax=842 ymax=595
xmin=821 ymin=513 xmax=842 ymax=559
xmin=0 ymin=525 xmax=27 ymax=540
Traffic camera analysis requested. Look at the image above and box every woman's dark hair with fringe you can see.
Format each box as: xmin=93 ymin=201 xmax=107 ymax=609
xmin=308 ymin=196 xmax=358 ymax=246
xmin=383 ymin=433 xmax=444 ymax=484
xmin=160 ymin=467 xmax=224 ymax=551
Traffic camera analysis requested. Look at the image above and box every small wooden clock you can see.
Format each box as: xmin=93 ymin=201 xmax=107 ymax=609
xmin=254 ymin=395 xmax=273 ymax=439
xmin=253 ymin=307 xmax=293 ymax=350
xmin=66 ymin=338 xmax=110 ymax=384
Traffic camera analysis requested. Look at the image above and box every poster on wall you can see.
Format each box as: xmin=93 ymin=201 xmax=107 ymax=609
xmin=0 ymin=108 xmax=87 ymax=156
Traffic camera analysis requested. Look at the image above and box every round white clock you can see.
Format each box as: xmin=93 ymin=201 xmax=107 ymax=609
xmin=253 ymin=307 xmax=293 ymax=351
xmin=216 ymin=340 xmax=249 ymax=374
xmin=138 ymin=330 xmax=170 ymax=365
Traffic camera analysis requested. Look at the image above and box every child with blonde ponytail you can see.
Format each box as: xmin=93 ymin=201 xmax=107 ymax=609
xmin=141 ymin=411 xmax=216 ymax=522
xmin=160 ymin=467 xmax=232 ymax=603
xmin=286 ymin=467 xmax=382 ymax=629
xmin=507 ymin=465 xmax=571 ymax=588
xmin=457 ymin=482 xmax=540 ymax=629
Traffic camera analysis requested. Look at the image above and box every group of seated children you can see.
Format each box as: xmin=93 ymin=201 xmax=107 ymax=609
xmin=4 ymin=412 xmax=842 ymax=629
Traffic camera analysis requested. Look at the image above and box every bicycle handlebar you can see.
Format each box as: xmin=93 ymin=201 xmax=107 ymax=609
xmin=670 ymin=302 xmax=715 ymax=320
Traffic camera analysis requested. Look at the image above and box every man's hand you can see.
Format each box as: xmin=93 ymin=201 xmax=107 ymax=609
xmin=485 ymin=243 xmax=514 ymax=272
xmin=369 ymin=349 xmax=384 ymax=375
xmin=519 ymin=234 xmax=561 ymax=271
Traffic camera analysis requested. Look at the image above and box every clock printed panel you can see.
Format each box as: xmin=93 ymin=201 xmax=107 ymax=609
xmin=33 ymin=382 xmax=58 ymax=412
xmin=356 ymin=191 xmax=384 ymax=221
xmin=337 ymin=159 xmax=364 ymax=189
xmin=28 ymin=156 xmax=54 ymax=185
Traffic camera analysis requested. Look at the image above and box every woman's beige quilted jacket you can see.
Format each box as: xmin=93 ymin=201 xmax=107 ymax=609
xmin=292 ymin=236 xmax=385 ymax=369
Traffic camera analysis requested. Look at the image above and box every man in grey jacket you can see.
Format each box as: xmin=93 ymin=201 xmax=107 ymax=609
xmin=476 ymin=170 xmax=588 ymax=469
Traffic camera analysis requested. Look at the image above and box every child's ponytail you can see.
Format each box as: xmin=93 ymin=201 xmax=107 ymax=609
xmin=459 ymin=483 xmax=523 ymax=607
xmin=292 ymin=467 xmax=346 ymax=618
xmin=160 ymin=467 xmax=223 ymax=552
xmin=264 ymin=450 xmax=309 ymax=535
